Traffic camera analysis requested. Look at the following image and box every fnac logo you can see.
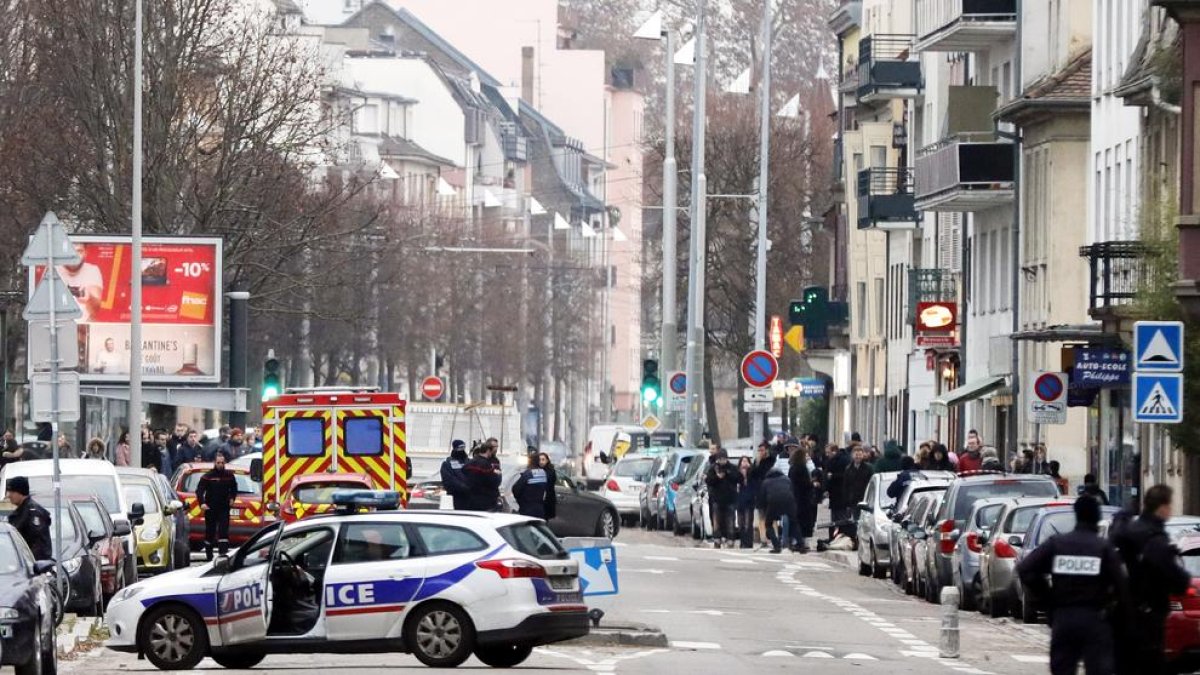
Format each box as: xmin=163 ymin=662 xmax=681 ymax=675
xmin=180 ymin=292 xmax=209 ymax=320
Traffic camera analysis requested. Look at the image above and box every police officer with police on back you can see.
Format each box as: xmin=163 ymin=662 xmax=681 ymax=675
xmin=1017 ymin=495 xmax=1127 ymax=675
xmin=6 ymin=476 xmax=52 ymax=560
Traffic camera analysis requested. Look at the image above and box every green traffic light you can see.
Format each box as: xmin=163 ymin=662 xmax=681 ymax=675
xmin=642 ymin=387 xmax=660 ymax=403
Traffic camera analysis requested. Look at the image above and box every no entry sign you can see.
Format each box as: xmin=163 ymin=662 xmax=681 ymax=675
xmin=421 ymin=376 xmax=445 ymax=401
xmin=740 ymin=350 xmax=779 ymax=388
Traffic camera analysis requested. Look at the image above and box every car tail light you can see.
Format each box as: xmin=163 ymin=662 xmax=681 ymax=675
xmin=475 ymin=559 xmax=547 ymax=579
xmin=606 ymin=479 xmax=621 ymax=492
xmin=938 ymin=519 xmax=956 ymax=555
xmin=993 ymin=539 xmax=1017 ymax=559
xmin=966 ymin=532 xmax=982 ymax=554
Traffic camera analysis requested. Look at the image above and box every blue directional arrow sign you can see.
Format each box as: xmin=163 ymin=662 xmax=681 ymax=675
xmin=567 ymin=544 xmax=618 ymax=597
xmin=1133 ymin=373 xmax=1184 ymax=424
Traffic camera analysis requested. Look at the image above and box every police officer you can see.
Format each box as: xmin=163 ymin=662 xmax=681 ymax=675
xmin=195 ymin=454 xmax=238 ymax=560
xmin=1017 ymin=496 xmax=1127 ymax=675
xmin=512 ymin=455 xmax=552 ymax=519
xmin=6 ymin=476 xmax=52 ymax=560
xmin=439 ymin=440 xmax=470 ymax=510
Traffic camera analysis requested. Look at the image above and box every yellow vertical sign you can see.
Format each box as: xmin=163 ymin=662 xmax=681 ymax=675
xmin=785 ymin=325 xmax=805 ymax=353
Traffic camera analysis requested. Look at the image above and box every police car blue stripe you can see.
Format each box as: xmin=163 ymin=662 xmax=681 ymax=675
xmin=410 ymin=543 xmax=507 ymax=602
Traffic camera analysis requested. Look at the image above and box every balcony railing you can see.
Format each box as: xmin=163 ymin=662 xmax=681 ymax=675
xmin=1079 ymin=241 xmax=1150 ymax=316
xmin=856 ymin=34 xmax=923 ymax=104
xmin=908 ymin=268 xmax=960 ymax=323
xmin=915 ymin=132 xmax=1014 ymax=211
xmin=857 ymin=167 xmax=918 ymax=230
xmin=915 ymin=0 xmax=1017 ymax=53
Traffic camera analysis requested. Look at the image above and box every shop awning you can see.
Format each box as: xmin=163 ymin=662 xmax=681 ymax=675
xmin=930 ymin=376 xmax=1008 ymax=417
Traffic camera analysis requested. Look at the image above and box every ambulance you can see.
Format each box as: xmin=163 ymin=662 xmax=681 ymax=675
xmin=254 ymin=388 xmax=409 ymax=517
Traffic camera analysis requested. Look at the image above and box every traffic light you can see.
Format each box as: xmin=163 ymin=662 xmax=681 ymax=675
xmin=641 ymin=359 xmax=661 ymax=404
xmin=262 ymin=353 xmax=281 ymax=401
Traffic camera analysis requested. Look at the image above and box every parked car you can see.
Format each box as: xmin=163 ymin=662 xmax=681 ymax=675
xmin=150 ymin=472 xmax=190 ymax=570
xmin=913 ymin=491 xmax=948 ymax=602
xmin=673 ymin=453 xmax=712 ymax=539
xmin=406 ymin=474 xmax=447 ymax=510
xmin=69 ymin=495 xmax=131 ymax=603
xmin=859 ymin=470 xmax=955 ymax=578
xmin=0 ymin=524 xmax=58 ymax=675
xmin=639 ymin=455 xmax=669 ymax=529
xmin=172 ymin=462 xmax=266 ymax=551
xmin=1166 ymin=536 xmax=1200 ymax=672
xmin=501 ymin=472 xmax=620 ymax=538
xmin=887 ymin=477 xmax=953 ymax=587
xmin=582 ymin=424 xmax=645 ymax=490
xmin=50 ymin=502 xmax=106 ymax=616
xmin=600 ymin=456 xmax=656 ymax=524
xmin=1011 ymin=502 xmax=1119 ymax=623
xmin=929 ymin=473 xmax=1060 ymax=601
xmin=116 ymin=467 xmax=183 ymax=575
xmin=949 ymin=498 xmax=1010 ymax=611
xmin=656 ymin=449 xmax=705 ymax=532
xmin=893 ymin=491 xmax=942 ymax=596
xmin=276 ymin=472 xmax=374 ymax=522
xmin=977 ymin=497 xmax=1069 ymax=618
xmin=1 ymin=458 xmax=141 ymax=587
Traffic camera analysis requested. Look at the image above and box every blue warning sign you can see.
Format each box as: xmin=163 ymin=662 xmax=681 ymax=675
xmin=1134 ymin=321 xmax=1185 ymax=372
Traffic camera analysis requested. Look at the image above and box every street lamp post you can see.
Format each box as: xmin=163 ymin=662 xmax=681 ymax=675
xmin=683 ymin=0 xmax=709 ymax=445
xmin=129 ymin=0 xmax=144 ymax=467
xmin=751 ymin=1 xmax=773 ymax=444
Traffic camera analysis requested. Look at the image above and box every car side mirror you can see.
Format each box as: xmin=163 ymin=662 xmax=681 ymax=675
xmin=33 ymin=560 xmax=55 ymax=575
xmin=128 ymin=502 xmax=146 ymax=526
xmin=856 ymin=502 xmax=869 ymax=514
xmin=250 ymin=458 xmax=264 ymax=483
xmin=1009 ymin=535 xmax=1024 ymax=547
xmin=978 ymin=533 xmax=990 ymax=546
xmin=87 ymin=529 xmax=106 ymax=545
xmin=165 ymin=499 xmax=183 ymax=515
xmin=113 ymin=519 xmax=132 ymax=537
xmin=212 ymin=556 xmax=231 ymax=574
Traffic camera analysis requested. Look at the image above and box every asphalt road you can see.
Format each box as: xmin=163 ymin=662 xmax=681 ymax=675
xmin=64 ymin=527 xmax=1051 ymax=674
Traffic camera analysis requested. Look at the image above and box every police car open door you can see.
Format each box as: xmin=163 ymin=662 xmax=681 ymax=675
xmin=214 ymin=523 xmax=284 ymax=645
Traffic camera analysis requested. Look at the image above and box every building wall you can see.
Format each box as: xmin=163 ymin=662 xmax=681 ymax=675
xmin=605 ymin=87 xmax=644 ymax=418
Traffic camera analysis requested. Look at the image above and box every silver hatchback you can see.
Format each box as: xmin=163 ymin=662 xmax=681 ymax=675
xmin=977 ymin=496 xmax=1071 ymax=618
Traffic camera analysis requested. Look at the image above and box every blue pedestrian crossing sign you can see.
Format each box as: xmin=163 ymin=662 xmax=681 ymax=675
xmin=1134 ymin=321 xmax=1185 ymax=372
xmin=1134 ymin=373 xmax=1184 ymax=424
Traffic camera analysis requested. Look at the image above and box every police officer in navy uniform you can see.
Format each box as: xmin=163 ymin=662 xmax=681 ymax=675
xmin=512 ymin=454 xmax=553 ymax=519
xmin=439 ymin=440 xmax=470 ymax=509
xmin=6 ymin=476 xmax=52 ymax=560
xmin=1017 ymin=496 xmax=1127 ymax=675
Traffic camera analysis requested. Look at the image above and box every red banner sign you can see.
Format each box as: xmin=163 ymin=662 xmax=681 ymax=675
xmin=769 ymin=315 xmax=784 ymax=358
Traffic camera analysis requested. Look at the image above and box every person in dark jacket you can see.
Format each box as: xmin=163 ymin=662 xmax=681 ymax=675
xmin=745 ymin=443 xmax=775 ymax=549
xmin=6 ymin=476 xmax=51 ymax=560
xmin=1018 ymin=496 xmax=1127 ymax=675
xmin=735 ymin=456 xmax=756 ymax=549
xmin=886 ymin=456 xmax=918 ymax=504
xmin=462 ymin=446 xmax=501 ymax=512
xmin=874 ymin=441 xmax=903 ymax=473
xmin=788 ymin=444 xmax=814 ymax=553
xmin=824 ymin=443 xmax=850 ymax=516
xmin=537 ymin=453 xmax=558 ymax=521
xmin=927 ymin=443 xmax=954 ymax=471
xmin=704 ymin=450 xmax=742 ymax=548
xmin=1078 ymin=474 xmax=1109 ymax=505
xmin=1112 ymin=484 xmax=1192 ymax=675
xmin=195 ymin=454 xmax=238 ymax=560
xmin=843 ymin=445 xmax=874 ymax=511
xmin=512 ymin=458 xmax=553 ymax=519
xmin=439 ymin=441 xmax=470 ymax=510
xmin=758 ymin=465 xmax=796 ymax=554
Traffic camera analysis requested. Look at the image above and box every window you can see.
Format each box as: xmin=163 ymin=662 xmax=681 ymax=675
xmin=123 ymin=483 xmax=161 ymax=512
xmin=0 ymin=534 xmax=23 ymax=575
xmin=874 ymin=277 xmax=884 ymax=336
xmin=344 ymin=417 xmax=384 ymax=456
xmin=414 ymin=524 xmax=488 ymax=556
xmin=286 ymin=418 xmax=326 ymax=457
xmin=335 ymin=523 xmax=416 ymax=564
xmin=857 ymin=281 xmax=867 ymax=338
xmin=498 ymin=522 xmax=568 ymax=560
xmin=73 ymin=502 xmax=110 ymax=537
xmin=182 ymin=472 xmax=261 ymax=495
xmin=24 ymin=476 xmax=120 ymax=513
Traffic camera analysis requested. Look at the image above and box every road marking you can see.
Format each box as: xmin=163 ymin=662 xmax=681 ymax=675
xmin=719 ymin=558 xmax=755 ymax=564
xmin=535 ymin=647 xmax=667 ymax=672
xmin=1012 ymin=655 xmax=1049 ymax=664
xmin=761 ymin=650 xmax=793 ymax=657
xmin=622 ymin=568 xmax=666 ymax=574
xmin=802 ymin=650 xmax=834 ymax=658
xmin=643 ymin=555 xmax=680 ymax=561
xmin=844 ymin=653 xmax=878 ymax=660
xmin=671 ymin=641 xmax=722 ymax=650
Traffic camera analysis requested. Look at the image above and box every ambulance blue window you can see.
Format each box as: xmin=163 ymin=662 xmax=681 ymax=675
xmin=344 ymin=417 xmax=384 ymax=456
xmin=286 ymin=418 xmax=325 ymax=457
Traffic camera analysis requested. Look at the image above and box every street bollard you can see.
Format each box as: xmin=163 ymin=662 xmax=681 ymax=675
xmin=939 ymin=586 xmax=960 ymax=658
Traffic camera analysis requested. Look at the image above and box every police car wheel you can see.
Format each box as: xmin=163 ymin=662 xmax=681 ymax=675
xmin=474 ymin=644 xmax=533 ymax=668
xmin=211 ymin=651 xmax=266 ymax=669
xmin=406 ymin=603 xmax=475 ymax=668
xmin=139 ymin=604 xmax=209 ymax=671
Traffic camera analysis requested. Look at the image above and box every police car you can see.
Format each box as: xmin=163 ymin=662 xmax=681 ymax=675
xmin=104 ymin=492 xmax=588 ymax=669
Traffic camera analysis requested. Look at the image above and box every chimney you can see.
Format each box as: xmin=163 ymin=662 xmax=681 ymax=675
xmin=522 ymin=46 xmax=535 ymax=104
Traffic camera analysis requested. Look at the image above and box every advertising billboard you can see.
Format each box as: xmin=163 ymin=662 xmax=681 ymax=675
xmin=31 ymin=236 xmax=223 ymax=384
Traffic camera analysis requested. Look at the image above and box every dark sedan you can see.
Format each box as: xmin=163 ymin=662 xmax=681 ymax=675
xmin=49 ymin=503 xmax=105 ymax=617
xmin=0 ymin=523 xmax=58 ymax=675
xmin=502 ymin=471 xmax=619 ymax=539
xmin=69 ymin=496 xmax=131 ymax=603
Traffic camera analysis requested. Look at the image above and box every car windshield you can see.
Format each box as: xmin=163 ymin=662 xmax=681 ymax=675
xmin=1034 ymin=511 xmax=1077 ymax=545
xmin=0 ymin=534 xmax=22 ymax=575
xmin=498 ymin=522 xmax=568 ymax=560
xmin=952 ymin=481 xmax=1058 ymax=523
xmin=49 ymin=509 xmax=79 ymax=541
xmin=124 ymin=483 xmax=161 ymax=511
xmin=27 ymin=476 xmax=120 ymax=513
xmin=1005 ymin=506 xmax=1043 ymax=534
xmin=614 ymin=458 xmax=655 ymax=480
xmin=181 ymin=472 xmax=261 ymax=495
xmin=973 ymin=503 xmax=1005 ymax=530
xmin=293 ymin=483 xmax=366 ymax=504
xmin=672 ymin=456 xmax=696 ymax=479
xmin=73 ymin=502 xmax=107 ymax=536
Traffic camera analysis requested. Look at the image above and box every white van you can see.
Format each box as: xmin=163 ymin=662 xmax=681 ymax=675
xmin=581 ymin=425 xmax=644 ymax=490
xmin=2 ymin=459 xmax=143 ymax=584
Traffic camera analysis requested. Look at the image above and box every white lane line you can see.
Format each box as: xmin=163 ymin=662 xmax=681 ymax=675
xmin=719 ymin=558 xmax=756 ymax=564
xmin=622 ymin=568 xmax=666 ymax=574
xmin=643 ymin=555 xmax=680 ymax=561
xmin=844 ymin=653 xmax=878 ymax=660
xmin=761 ymin=650 xmax=793 ymax=657
xmin=1012 ymin=655 xmax=1050 ymax=664
xmin=671 ymin=641 xmax=722 ymax=650
xmin=802 ymin=651 xmax=835 ymax=658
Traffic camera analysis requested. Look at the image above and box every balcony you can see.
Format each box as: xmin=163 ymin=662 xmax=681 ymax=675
xmin=914 ymin=133 xmax=1014 ymax=211
xmin=857 ymin=168 xmax=918 ymax=230
xmin=856 ymin=35 xmax=923 ymax=104
xmin=1079 ymin=241 xmax=1150 ymax=317
xmin=828 ymin=0 xmax=862 ymax=36
xmin=915 ymin=0 xmax=1017 ymax=53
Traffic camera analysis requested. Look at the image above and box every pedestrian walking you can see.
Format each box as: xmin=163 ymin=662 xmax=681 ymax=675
xmin=927 ymin=443 xmax=954 ymax=471
xmin=957 ymin=430 xmax=984 ymax=473
xmin=538 ymin=452 xmax=558 ymax=521
xmin=512 ymin=453 xmax=557 ymax=520
xmin=1017 ymin=496 xmax=1126 ymax=675
xmin=788 ymin=444 xmax=814 ymax=553
xmin=439 ymin=440 xmax=471 ymax=510
xmin=1111 ymin=484 xmax=1192 ymax=675
xmin=217 ymin=427 xmax=246 ymax=461
xmin=704 ymin=450 xmax=742 ymax=549
xmin=759 ymin=465 xmax=796 ymax=554
xmin=114 ymin=431 xmax=132 ymax=467
xmin=84 ymin=437 xmax=107 ymax=460
xmin=462 ymin=445 xmax=501 ymax=512
xmin=174 ymin=430 xmax=205 ymax=467
xmin=1078 ymin=474 xmax=1109 ymax=505
xmin=824 ymin=443 xmax=850 ymax=539
xmin=5 ymin=476 xmax=52 ymax=560
xmin=148 ymin=431 xmax=173 ymax=476
xmin=166 ymin=423 xmax=189 ymax=462
xmin=747 ymin=442 xmax=775 ymax=549
xmin=736 ymin=456 xmax=756 ymax=549
xmin=843 ymin=445 xmax=874 ymax=510
xmin=195 ymin=454 xmax=238 ymax=561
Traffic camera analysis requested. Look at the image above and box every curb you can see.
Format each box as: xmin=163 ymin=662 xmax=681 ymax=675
xmin=819 ymin=549 xmax=858 ymax=569
xmin=57 ymin=614 xmax=106 ymax=659
xmin=565 ymin=623 xmax=670 ymax=648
